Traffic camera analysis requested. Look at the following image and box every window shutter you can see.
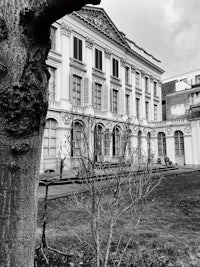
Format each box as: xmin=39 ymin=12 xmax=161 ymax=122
xmin=69 ymin=74 xmax=73 ymax=103
xmin=119 ymin=90 xmax=125 ymax=115
xmin=83 ymin=77 xmax=89 ymax=106
xmin=92 ymin=82 xmax=95 ymax=108
xmin=110 ymin=88 xmax=113 ymax=112
xmin=103 ymin=85 xmax=108 ymax=111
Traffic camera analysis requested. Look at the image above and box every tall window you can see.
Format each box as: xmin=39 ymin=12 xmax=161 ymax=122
xmin=48 ymin=66 xmax=56 ymax=101
xmin=138 ymin=131 xmax=142 ymax=160
xmin=113 ymin=126 xmax=120 ymax=156
xmin=113 ymin=89 xmax=118 ymax=114
xmin=145 ymin=101 xmax=149 ymax=121
xmin=125 ymin=94 xmax=130 ymax=115
xmin=94 ymin=124 xmax=103 ymax=159
xmin=71 ymin=121 xmax=85 ymax=157
xmin=43 ymin=119 xmax=57 ymax=158
xmin=136 ymin=98 xmax=140 ymax=119
xmin=158 ymin=132 xmax=166 ymax=156
xmin=125 ymin=66 xmax=130 ymax=84
xmin=154 ymin=104 xmax=158 ymax=121
xmin=174 ymin=131 xmax=184 ymax=155
xmin=94 ymin=83 xmax=102 ymax=110
xmin=135 ymin=71 xmax=140 ymax=88
xmin=72 ymin=75 xmax=82 ymax=106
xmin=50 ymin=26 xmax=56 ymax=51
xmin=73 ymin=36 xmax=82 ymax=61
xmin=145 ymin=77 xmax=149 ymax=92
xmin=153 ymin=81 xmax=157 ymax=96
xmin=95 ymin=48 xmax=102 ymax=70
xmin=112 ymin=58 xmax=119 ymax=78
xmin=104 ymin=130 xmax=110 ymax=156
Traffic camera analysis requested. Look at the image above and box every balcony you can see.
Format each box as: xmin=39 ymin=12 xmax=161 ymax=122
xmin=149 ymin=118 xmax=188 ymax=127
xmin=94 ymin=109 xmax=108 ymax=118
xmin=49 ymin=101 xmax=61 ymax=110
xmin=71 ymin=105 xmax=85 ymax=114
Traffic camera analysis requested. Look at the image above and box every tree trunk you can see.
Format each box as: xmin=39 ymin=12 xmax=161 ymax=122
xmin=0 ymin=0 xmax=100 ymax=266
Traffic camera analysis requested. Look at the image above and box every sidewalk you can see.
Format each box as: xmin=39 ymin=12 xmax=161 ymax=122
xmin=38 ymin=165 xmax=200 ymax=201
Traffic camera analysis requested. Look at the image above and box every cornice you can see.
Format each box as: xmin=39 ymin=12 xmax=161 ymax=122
xmin=69 ymin=8 xmax=165 ymax=75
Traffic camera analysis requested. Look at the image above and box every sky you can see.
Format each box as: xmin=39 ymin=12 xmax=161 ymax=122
xmin=98 ymin=0 xmax=200 ymax=79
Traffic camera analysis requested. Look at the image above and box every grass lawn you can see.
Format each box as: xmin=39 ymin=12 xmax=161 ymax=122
xmin=36 ymin=171 xmax=200 ymax=266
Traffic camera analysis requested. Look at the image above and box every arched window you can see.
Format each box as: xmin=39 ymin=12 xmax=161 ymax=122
xmin=158 ymin=132 xmax=166 ymax=156
xmin=147 ymin=132 xmax=151 ymax=157
xmin=104 ymin=129 xmax=110 ymax=156
xmin=94 ymin=124 xmax=104 ymax=158
xmin=113 ymin=126 xmax=121 ymax=156
xmin=174 ymin=130 xmax=184 ymax=155
xmin=71 ymin=121 xmax=85 ymax=157
xmin=43 ymin=119 xmax=57 ymax=158
xmin=138 ymin=131 xmax=142 ymax=159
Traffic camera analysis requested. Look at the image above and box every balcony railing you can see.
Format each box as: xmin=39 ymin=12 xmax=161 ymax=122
xmin=49 ymin=101 xmax=61 ymax=109
xmin=149 ymin=118 xmax=188 ymax=127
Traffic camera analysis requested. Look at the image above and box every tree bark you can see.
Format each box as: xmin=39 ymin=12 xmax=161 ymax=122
xmin=0 ymin=0 xmax=100 ymax=266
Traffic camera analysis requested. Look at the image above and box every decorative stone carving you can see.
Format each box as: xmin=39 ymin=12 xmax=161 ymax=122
xmin=131 ymin=65 xmax=137 ymax=73
xmin=184 ymin=125 xmax=192 ymax=134
xmin=141 ymin=70 xmax=146 ymax=77
xmin=61 ymin=22 xmax=72 ymax=37
xmin=85 ymin=36 xmax=94 ymax=49
xmin=165 ymin=127 xmax=172 ymax=135
xmin=104 ymin=48 xmax=112 ymax=59
xmin=120 ymin=57 xmax=126 ymax=67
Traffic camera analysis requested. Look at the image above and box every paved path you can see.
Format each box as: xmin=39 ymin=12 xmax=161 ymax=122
xmin=38 ymin=166 xmax=200 ymax=201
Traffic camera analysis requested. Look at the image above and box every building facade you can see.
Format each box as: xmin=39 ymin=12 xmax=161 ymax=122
xmin=160 ymin=69 xmax=200 ymax=166
xmin=41 ymin=6 xmax=200 ymax=172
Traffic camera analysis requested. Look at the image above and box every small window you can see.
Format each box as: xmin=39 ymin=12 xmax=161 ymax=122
xmin=95 ymin=48 xmax=102 ymax=70
xmin=112 ymin=58 xmax=119 ymax=78
xmin=48 ymin=66 xmax=56 ymax=101
xmin=73 ymin=36 xmax=82 ymax=61
xmin=50 ymin=26 xmax=57 ymax=51
xmin=195 ymin=75 xmax=200 ymax=84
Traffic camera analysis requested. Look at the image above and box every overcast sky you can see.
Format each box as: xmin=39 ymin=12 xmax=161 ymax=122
xmin=98 ymin=0 xmax=200 ymax=79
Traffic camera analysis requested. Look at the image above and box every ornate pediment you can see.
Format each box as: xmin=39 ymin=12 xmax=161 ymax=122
xmin=71 ymin=6 xmax=128 ymax=47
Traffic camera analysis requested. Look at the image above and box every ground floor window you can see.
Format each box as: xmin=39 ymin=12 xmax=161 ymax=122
xmin=113 ymin=126 xmax=121 ymax=157
xmin=138 ymin=131 xmax=142 ymax=160
xmin=43 ymin=119 xmax=57 ymax=158
xmin=71 ymin=121 xmax=85 ymax=157
xmin=104 ymin=130 xmax=110 ymax=156
xmin=158 ymin=132 xmax=166 ymax=156
xmin=174 ymin=130 xmax=184 ymax=155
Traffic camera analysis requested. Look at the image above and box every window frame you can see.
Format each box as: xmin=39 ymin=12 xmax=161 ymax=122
xmin=94 ymin=82 xmax=102 ymax=110
xmin=95 ymin=48 xmax=103 ymax=71
xmin=48 ymin=66 xmax=56 ymax=101
xmin=43 ymin=119 xmax=57 ymax=158
xmin=174 ymin=131 xmax=184 ymax=155
xmin=112 ymin=58 xmax=119 ymax=78
xmin=72 ymin=74 xmax=82 ymax=106
xmin=158 ymin=132 xmax=166 ymax=156
xmin=73 ymin=36 xmax=83 ymax=62
xmin=50 ymin=26 xmax=57 ymax=51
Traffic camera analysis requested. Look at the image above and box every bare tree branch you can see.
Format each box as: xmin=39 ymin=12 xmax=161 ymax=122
xmin=35 ymin=0 xmax=101 ymax=29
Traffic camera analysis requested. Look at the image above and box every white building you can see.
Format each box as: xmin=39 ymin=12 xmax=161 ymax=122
xmin=40 ymin=6 xmax=200 ymax=172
